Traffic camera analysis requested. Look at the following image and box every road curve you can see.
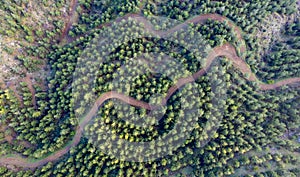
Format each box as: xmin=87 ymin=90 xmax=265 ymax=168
xmin=0 ymin=13 xmax=299 ymax=170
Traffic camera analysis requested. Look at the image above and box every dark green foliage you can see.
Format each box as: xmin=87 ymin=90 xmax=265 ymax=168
xmin=0 ymin=0 xmax=299 ymax=176
xmin=258 ymin=19 xmax=300 ymax=81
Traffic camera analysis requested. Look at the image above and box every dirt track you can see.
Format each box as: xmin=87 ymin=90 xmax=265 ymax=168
xmin=0 ymin=13 xmax=299 ymax=170
xmin=23 ymin=74 xmax=37 ymax=108
xmin=59 ymin=0 xmax=78 ymax=43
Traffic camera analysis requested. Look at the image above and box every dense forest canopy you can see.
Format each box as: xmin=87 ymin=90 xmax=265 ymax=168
xmin=0 ymin=0 xmax=299 ymax=176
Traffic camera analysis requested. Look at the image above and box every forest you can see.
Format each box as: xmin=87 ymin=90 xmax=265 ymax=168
xmin=0 ymin=0 xmax=299 ymax=176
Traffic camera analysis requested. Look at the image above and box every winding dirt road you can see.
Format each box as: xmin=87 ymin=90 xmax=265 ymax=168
xmin=0 ymin=13 xmax=300 ymax=170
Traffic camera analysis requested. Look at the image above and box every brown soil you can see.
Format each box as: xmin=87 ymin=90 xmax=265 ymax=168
xmin=23 ymin=74 xmax=37 ymax=108
xmin=260 ymin=78 xmax=300 ymax=90
xmin=59 ymin=0 xmax=78 ymax=43
xmin=0 ymin=125 xmax=13 ymax=144
xmin=0 ymin=13 xmax=299 ymax=170
xmin=0 ymin=78 xmax=5 ymax=89
xmin=0 ymin=125 xmax=32 ymax=148
xmin=6 ymin=82 xmax=23 ymax=107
